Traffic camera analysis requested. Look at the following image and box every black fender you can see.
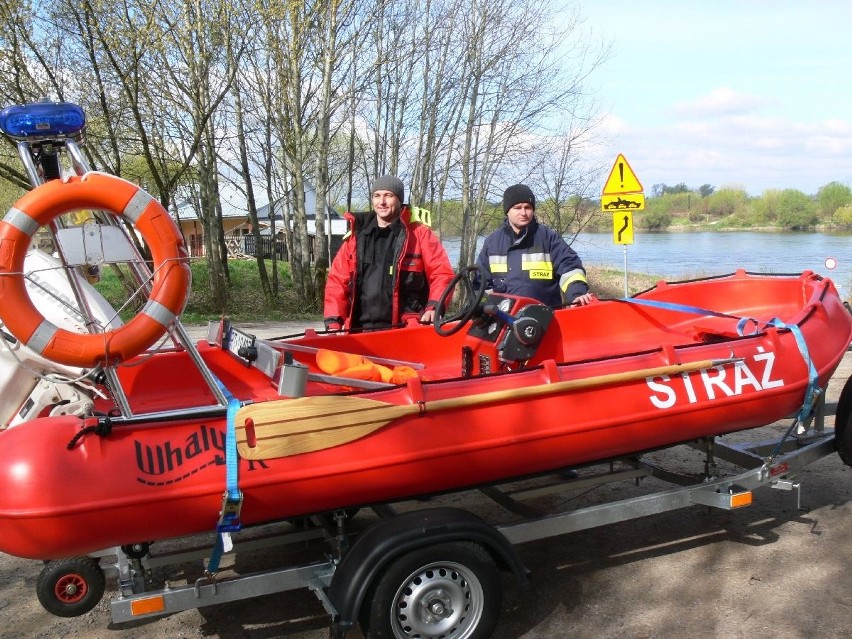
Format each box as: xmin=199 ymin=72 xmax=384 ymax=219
xmin=327 ymin=506 xmax=529 ymax=638
xmin=834 ymin=373 xmax=852 ymax=465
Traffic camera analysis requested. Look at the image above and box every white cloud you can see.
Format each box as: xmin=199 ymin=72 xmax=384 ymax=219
xmin=671 ymin=87 xmax=770 ymax=119
xmin=596 ymin=112 xmax=629 ymax=137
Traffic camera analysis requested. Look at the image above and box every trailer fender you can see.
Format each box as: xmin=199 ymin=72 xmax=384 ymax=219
xmin=327 ymin=507 xmax=529 ymax=638
xmin=835 ymin=373 xmax=852 ymax=465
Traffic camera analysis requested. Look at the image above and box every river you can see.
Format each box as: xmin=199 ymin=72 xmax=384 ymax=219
xmin=443 ymin=231 xmax=852 ymax=294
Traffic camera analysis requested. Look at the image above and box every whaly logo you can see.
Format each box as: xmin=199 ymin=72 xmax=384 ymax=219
xmin=135 ymin=423 xmax=268 ymax=486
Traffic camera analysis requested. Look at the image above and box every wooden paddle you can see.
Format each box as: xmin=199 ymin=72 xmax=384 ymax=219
xmin=235 ymin=357 xmax=739 ymax=460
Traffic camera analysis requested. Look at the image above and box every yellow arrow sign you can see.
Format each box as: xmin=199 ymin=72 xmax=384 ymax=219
xmin=602 ymin=153 xmax=643 ymax=195
xmin=612 ymin=211 xmax=634 ymax=245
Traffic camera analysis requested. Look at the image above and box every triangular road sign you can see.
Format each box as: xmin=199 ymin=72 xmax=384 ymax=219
xmin=602 ymin=154 xmax=643 ymax=195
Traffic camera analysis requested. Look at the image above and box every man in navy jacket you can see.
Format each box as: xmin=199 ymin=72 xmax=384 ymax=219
xmin=476 ymin=184 xmax=595 ymax=307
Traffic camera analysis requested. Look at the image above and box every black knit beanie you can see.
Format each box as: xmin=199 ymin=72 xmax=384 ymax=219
xmin=502 ymin=184 xmax=535 ymax=213
xmin=373 ymin=175 xmax=405 ymax=203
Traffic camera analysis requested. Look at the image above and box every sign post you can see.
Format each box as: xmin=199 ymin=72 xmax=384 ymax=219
xmin=601 ymin=154 xmax=644 ymax=296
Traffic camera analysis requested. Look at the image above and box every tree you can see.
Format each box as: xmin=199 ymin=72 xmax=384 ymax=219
xmin=226 ymin=30 xmax=273 ymax=303
xmin=698 ymin=184 xmax=715 ymax=198
xmin=817 ymin=181 xmax=852 ymax=219
xmin=663 ymin=183 xmax=690 ymax=195
xmin=705 ymin=188 xmax=750 ymax=218
xmin=311 ymin=0 xmax=365 ymax=278
xmin=832 ymin=205 xmax=852 ymax=230
xmin=408 ymin=0 xmax=471 ymax=235
xmin=149 ymin=0 xmax=243 ymax=310
xmin=63 ymin=0 xmax=238 ymax=310
xmin=538 ymin=120 xmax=607 ymax=237
xmin=775 ymin=189 xmax=817 ymax=230
xmin=0 ymin=178 xmax=24 ymax=214
xmin=641 ymin=208 xmax=672 ymax=231
xmin=452 ymin=0 xmax=608 ymax=268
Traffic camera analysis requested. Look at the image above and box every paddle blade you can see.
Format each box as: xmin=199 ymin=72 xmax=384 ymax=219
xmin=236 ymin=395 xmax=416 ymax=460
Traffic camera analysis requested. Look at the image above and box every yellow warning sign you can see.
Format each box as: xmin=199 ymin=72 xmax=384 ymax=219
xmin=602 ymin=154 xmax=643 ymax=195
xmin=601 ymin=193 xmax=644 ymax=211
xmin=612 ymin=211 xmax=634 ymax=245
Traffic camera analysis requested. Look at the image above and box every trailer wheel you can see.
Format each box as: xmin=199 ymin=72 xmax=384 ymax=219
xmin=36 ymin=556 xmax=105 ymax=617
xmin=835 ymin=375 xmax=852 ymax=466
xmin=362 ymin=541 xmax=501 ymax=639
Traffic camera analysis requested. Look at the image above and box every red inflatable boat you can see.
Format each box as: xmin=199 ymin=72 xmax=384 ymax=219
xmin=0 ymin=254 xmax=849 ymax=559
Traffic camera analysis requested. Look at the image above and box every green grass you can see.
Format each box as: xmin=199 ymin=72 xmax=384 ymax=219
xmin=95 ymin=258 xmax=321 ymax=324
xmin=586 ymin=265 xmax=662 ymax=298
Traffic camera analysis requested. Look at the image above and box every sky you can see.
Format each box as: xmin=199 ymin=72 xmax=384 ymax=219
xmin=572 ymin=1 xmax=852 ymax=196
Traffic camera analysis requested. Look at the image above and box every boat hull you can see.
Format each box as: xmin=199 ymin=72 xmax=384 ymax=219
xmin=0 ymin=271 xmax=850 ymax=559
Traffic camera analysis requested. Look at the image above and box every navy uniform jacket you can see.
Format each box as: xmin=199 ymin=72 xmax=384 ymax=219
xmin=476 ymin=217 xmax=589 ymax=308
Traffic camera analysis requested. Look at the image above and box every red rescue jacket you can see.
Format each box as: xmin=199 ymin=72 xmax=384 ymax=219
xmin=324 ymin=207 xmax=454 ymax=329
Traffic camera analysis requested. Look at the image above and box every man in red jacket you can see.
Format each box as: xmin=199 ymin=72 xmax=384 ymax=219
xmin=323 ymin=175 xmax=454 ymax=331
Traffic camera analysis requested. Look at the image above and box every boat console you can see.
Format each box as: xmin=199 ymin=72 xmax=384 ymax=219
xmin=467 ymin=294 xmax=554 ymax=364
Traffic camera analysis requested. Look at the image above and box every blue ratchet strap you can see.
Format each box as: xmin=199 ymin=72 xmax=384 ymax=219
xmin=765 ymin=317 xmax=820 ymax=421
xmin=619 ymin=297 xmax=745 ymax=321
xmin=207 ymin=382 xmax=244 ymax=575
xmin=618 ymin=297 xmax=763 ymax=335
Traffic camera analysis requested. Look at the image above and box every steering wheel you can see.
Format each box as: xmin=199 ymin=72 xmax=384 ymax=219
xmin=434 ymin=265 xmax=487 ymax=337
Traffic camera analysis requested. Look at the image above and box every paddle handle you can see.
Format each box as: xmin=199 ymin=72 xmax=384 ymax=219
xmin=426 ymin=358 xmax=737 ymax=413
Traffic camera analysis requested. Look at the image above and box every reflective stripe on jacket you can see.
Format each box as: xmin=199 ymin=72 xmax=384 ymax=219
xmin=475 ymin=217 xmax=588 ymax=308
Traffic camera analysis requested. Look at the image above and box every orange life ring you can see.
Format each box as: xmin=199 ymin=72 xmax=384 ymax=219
xmin=0 ymin=172 xmax=190 ymax=368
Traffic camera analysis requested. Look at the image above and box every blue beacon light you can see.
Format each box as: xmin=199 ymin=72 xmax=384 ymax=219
xmin=0 ymin=101 xmax=85 ymax=140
